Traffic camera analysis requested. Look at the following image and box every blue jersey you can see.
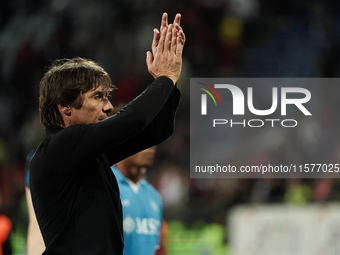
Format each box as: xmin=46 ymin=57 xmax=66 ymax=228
xmin=112 ymin=167 xmax=163 ymax=255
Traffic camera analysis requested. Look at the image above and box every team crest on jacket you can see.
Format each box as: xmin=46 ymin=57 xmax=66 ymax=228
xmin=121 ymin=199 xmax=130 ymax=207
xmin=123 ymin=215 xmax=135 ymax=234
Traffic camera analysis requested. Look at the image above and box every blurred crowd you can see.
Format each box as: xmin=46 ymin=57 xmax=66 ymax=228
xmin=1 ymin=0 xmax=340 ymax=253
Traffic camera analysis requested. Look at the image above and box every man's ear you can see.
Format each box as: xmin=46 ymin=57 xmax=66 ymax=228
xmin=57 ymin=104 xmax=71 ymax=116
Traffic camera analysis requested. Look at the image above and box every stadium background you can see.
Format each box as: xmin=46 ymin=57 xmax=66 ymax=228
xmin=1 ymin=0 xmax=340 ymax=254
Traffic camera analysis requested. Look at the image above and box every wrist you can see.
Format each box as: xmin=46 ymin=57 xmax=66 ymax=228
xmin=156 ymin=76 xmax=176 ymax=86
xmin=156 ymin=75 xmax=176 ymax=86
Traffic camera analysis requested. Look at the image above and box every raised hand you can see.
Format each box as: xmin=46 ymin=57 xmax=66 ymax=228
xmin=153 ymin=13 xmax=183 ymax=50
xmin=146 ymin=14 xmax=186 ymax=85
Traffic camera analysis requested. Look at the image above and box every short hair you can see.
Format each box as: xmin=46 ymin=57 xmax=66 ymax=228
xmin=39 ymin=57 xmax=114 ymax=128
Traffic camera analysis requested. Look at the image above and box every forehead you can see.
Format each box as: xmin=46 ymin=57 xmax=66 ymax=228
xmin=88 ymin=84 xmax=106 ymax=93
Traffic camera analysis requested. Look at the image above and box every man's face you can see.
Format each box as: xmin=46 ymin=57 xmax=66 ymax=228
xmin=116 ymin=146 xmax=157 ymax=183
xmin=129 ymin=147 xmax=156 ymax=168
xmin=68 ymin=85 xmax=113 ymax=125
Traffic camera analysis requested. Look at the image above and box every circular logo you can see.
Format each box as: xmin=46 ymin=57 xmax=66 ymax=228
xmin=123 ymin=216 xmax=135 ymax=234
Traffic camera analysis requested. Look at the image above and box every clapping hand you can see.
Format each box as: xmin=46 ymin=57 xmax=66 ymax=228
xmin=146 ymin=13 xmax=186 ymax=85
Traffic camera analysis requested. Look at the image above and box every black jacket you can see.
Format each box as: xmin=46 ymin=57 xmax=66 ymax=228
xmin=30 ymin=77 xmax=180 ymax=255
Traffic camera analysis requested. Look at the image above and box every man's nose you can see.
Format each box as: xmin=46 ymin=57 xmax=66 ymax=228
xmin=103 ymin=99 xmax=114 ymax=114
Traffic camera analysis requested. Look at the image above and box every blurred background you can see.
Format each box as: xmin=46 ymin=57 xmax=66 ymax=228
xmin=1 ymin=0 xmax=340 ymax=254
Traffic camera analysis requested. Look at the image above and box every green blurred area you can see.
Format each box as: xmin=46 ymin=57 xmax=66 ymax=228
xmin=166 ymin=221 xmax=227 ymax=255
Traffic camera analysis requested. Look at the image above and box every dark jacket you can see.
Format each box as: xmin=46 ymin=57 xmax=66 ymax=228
xmin=30 ymin=77 xmax=180 ymax=255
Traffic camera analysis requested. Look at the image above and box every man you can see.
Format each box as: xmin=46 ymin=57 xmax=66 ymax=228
xmin=111 ymin=147 xmax=164 ymax=255
xmin=29 ymin=13 xmax=185 ymax=255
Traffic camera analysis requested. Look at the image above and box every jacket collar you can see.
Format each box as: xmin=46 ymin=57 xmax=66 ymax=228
xmin=112 ymin=166 xmax=146 ymax=186
xmin=112 ymin=166 xmax=127 ymax=183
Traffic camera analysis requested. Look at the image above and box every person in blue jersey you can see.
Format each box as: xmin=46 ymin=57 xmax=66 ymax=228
xmin=112 ymin=146 xmax=165 ymax=255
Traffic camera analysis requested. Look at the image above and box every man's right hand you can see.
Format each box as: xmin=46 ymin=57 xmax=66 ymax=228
xmin=146 ymin=14 xmax=186 ymax=85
